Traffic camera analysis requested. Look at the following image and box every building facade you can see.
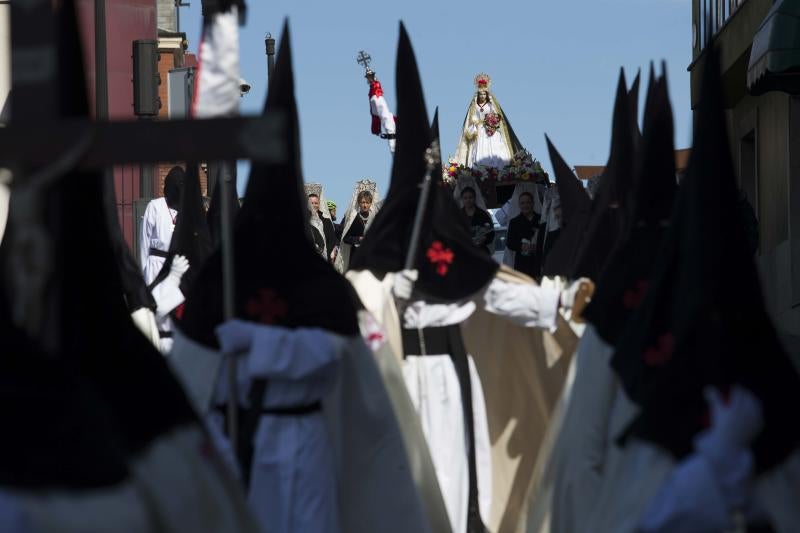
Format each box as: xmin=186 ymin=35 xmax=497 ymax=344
xmin=74 ymin=0 xmax=158 ymax=247
xmin=0 ymin=2 xmax=9 ymax=124
xmin=690 ymin=0 xmax=800 ymax=348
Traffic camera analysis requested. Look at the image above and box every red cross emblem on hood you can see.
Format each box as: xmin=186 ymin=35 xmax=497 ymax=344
xmin=426 ymin=240 xmax=454 ymax=277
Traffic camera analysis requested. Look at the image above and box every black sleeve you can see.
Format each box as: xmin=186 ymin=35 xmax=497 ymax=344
xmin=323 ymin=218 xmax=337 ymax=254
xmin=479 ymin=209 xmax=495 ymax=245
xmin=343 ymin=219 xmax=363 ymax=245
xmin=506 ymin=218 xmax=521 ymax=252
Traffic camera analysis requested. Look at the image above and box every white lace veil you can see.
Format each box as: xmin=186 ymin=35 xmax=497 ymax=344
xmin=305 ymin=182 xmax=330 ymax=257
xmin=334 ymin=179 xmax=381 ymax=273
xmin=453 ymin=175 xmax=488 ymax=210
xmin=539 ymin=185 xmax=561 ymax=232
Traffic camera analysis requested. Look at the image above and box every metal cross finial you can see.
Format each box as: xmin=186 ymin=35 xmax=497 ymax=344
xmin=356 ymin=50 xmax=372 ymax=71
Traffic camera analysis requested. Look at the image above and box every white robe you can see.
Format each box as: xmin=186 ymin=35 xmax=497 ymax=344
xmin=548 ymin=325 xmax=618 ymax=533
xmin=465 ymin=101 xmax=513 ymax=169
xmin=139 ymin=197 xmax=176 ymax=286
xmin=205 ymin=326 xmax=341 ymax=533
xmin=400 ymin=278 xmax=559 ymax=533
xmin=169 ymin=325 xmax=433 ymax=533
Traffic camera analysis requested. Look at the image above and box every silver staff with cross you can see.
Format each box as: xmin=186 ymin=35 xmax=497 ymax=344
xmin=356 ymin=50 xmax=373 ymax=73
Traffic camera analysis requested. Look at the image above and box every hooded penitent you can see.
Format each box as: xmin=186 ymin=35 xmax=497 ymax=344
xmin=349 ymin=25 xmax=498 ymax=301
xmin=570 ymin=70 xmax=637 ymax=281
xmin=179 ymin=24 xmax=359 ymax=346
xmin=150 ymin=162 xmax=214 ymax=295
xmin=0 ymin=273 xmax=130 ymax=491
xmin=540 ymin=136 xmax=592 ymax=278
xmin=0 ymin=0 xmax=196 ymax=489
xmin=612 ymin=44 xmax=800 ymax=473
xmin=163 ymin=166 xmax=184 ymax=211
xmin=583 ymin=66 xmax=677 ymax=346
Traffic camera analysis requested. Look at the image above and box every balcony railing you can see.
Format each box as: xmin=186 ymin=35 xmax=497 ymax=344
xmin=697 ymin=0 xmax=748 ymax=51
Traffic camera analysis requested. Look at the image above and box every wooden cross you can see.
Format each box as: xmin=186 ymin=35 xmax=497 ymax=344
xmin=356 ymin=50 xmax=372 ymax=72
xmin=0 ymin=0 xmax=275 ymax=448
xmin=0 ymin=0 xmax=285 ymax=171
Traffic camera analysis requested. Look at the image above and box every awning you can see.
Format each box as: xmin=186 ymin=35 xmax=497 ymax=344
xmin=747 ymin=0 xmax=800 ymax=96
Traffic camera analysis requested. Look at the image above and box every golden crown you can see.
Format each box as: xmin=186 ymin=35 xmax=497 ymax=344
xmin=474 ymin=73 xmax=492 ymax=91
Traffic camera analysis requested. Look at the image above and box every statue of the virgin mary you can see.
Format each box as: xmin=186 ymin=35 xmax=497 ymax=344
xmin=453 ymin=73 xmax=525 ymax=168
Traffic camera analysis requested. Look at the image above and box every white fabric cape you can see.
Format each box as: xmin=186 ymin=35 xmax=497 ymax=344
xmin=347 ymin=266 xmax=578 ymax=533
xmin=522 ymin=324 xmax=617 ymax=533
xmin=522 ymin=323 xmax=800 ymax=533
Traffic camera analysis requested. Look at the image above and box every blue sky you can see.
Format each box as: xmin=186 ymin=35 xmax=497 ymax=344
xmin=182 ymin=0 xmax=692 ymax=211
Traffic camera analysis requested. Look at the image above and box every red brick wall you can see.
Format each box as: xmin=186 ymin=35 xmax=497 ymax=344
xmin=154 ymin=50 xmax=207 ymax=197
xmin=75 ymin=0 xmax=157 ymax=247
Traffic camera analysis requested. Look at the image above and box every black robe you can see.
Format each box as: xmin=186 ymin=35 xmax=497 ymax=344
xmin=540 ymin=228 xmax=560 ymax=265
xmin=309 ymin=224 xmax=326 ymax=257
xmin=343 ymin=212 xmax=370 ymax=263
xmin=319 ymin=210 xmax=338 ymax=259
xmin=462 ymin=207 xmax=494 ymax=255
xmin=507 ymin=212 xmax=541 ymax=278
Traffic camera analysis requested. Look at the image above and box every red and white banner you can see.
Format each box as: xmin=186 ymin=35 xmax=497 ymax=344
xmin=193 ymin=7 xmax=241 ymax=118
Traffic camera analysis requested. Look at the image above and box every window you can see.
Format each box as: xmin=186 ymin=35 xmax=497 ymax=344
xmin=698 ymin=0 xmax=745 ymax=50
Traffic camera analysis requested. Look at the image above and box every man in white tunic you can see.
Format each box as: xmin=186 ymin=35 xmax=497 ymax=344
xmin=171 ymin=26 xmax=433 ymax=533
xmin=348 ymin=27 xmax=587 ymax=533
xmin=140 ymin=165 xmax=183 ymax=286
xmin=147 ymin=164 xmax=213 ymax=353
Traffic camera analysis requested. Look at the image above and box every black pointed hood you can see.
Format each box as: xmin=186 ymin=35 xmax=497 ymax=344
xmin=207 ymin=164 xmax=240 ymax=247
xmin=571 ymin=69 xmax=637 ymax=280
xmin=612 ymin=45 xmax=800 ymax=473
xmin=541 ymin=135 xmax=592 ymax=278
xmin=0 ymin=0 xmax=195 ymax=489
xmin=628 ymin=69 xmax=642 ymax=145
xmin=431 ymin=106 xmax=441 ymax=146
xmin=179 ymin=22 xmax=359 ymax=346
xmin=583 ymin=70 xmax=677 ymax=345
xmin=163 ymin=165 xmax=185 ymax=210
xmin=103 ymin=175 xmax=157 ymax=313
xmin=149 ymin=163 xmax=214 ymax=295
xmin=350 ymin=23 xmax=498 ymax=300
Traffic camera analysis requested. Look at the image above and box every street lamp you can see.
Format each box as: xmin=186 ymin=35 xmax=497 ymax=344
xmin=265 ymin=33 xmax=276 ymax=82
